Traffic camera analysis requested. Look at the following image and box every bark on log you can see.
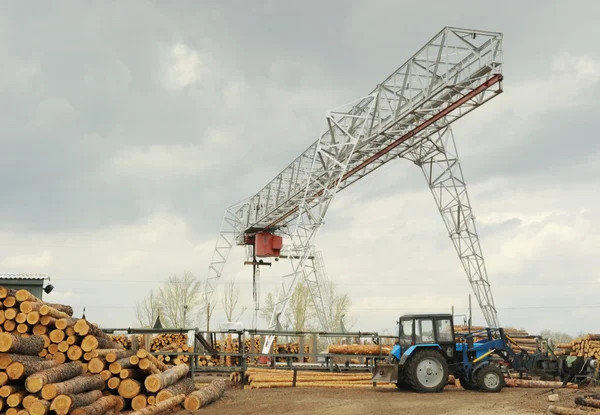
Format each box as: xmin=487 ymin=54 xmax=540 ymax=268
xmin=40 ymin=316 xmax=56 ymax=327
xmin=29 ymin=399 xmax=51 ymax=415
xmin=504 ymin=379 xmax=578 ymax=389
xmin=183 ymin=379 xmax=226 ymax=410
xmin=20 ymin=302 xmax=41 ymax=314
xmin=6 ymin=359 xmax=60 ymax=380
xmin=25 ymin=361 xmax=83 ymax=393
xmin=41 ymin=373 xmax=105 ymax=400
xmin=0 ymin=384 xmax=24 ymax=398
xmin=51 ymin=390 xmax=104 ymax=415
xmin=138 ymin=358 xmax=161 ymax=374
xmin=156 ymin=378 xmax=195 ymax=402
xmin=92 ymin=349 xmax=127 ymax=360
xmin=0 ymin=353 xmax=47 ymax=369
xmin=0 ymin=333 xmax=45 ymax=354
xmin=574 ymin=396 xmax=600 ymax=408
xmin=22 ymin=394 xmax=37 ymax=409
xmin=120 ymin=369 xmax=143 ymax=380
xmin=109 ymin=357 xmax=134 ymax=374
xmin=39 ymin=305 xmax=69 ymax=319
xmin=46 ymin=303 xmax=74 ymax=317
xmin=144 ymin=364 xmax=189 ymax=393
xmin=81 ymin=335 xmax=122 ymax=352
xmin=117 ymin=379 xmax=142 ymax=399
xmin=15 ymin=289 xmax=38 ymax=303
xmin=74 ymin=320 xmax=114 ymax=342
xmin=0 ymin=287 xmax=16 ymax=299
xmin=132 ymin=394 xmax=185 ymax=415
xmin=55 ymin=318 xmax=78 ymax=330
xmin=547 ymin=406 xmax=593 ymax=415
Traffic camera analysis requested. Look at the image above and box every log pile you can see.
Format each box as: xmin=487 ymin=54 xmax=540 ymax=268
xmin=150 ymin=334 xmax=191 ymax=365
xmin=0 ymin=286 xmax=226 ymax=414
xmin=236 ymin=368 xmax=395 ymax=389
xmin=554 ymin=334 xmax=600 ymax=360
xmin=453 ymin=325 xmax=540 ymax=353
xmin=328 ymin=344 xmax=392 ymax=356
xmin=548 ymin=393 xmax=600 ymax=414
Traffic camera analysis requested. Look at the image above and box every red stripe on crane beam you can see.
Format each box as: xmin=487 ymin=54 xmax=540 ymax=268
xmin=259 ymin=74 xmax=503 ymax=231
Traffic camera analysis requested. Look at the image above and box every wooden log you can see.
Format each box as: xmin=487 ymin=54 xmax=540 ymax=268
xmin=0 ymin=372 xmax=7 ymax=386
xmin=547 ymin=406 xmax=593 ymax=415
xmin=28 ymin=312 xmax=41 ymax=326
xmin=144 ymin=364 xmax=189 ymax=393
xmin=3 ymin=320 xmax=16 ymax=332
xmin=504 ymin=379 xmax=577 ymax=389
xmin=46 ymin=303 xmax=73 ymax=317
xmin=4 ymin=308 xmax=17 ymax=320
xmin=138 ymin=358 xmax=161 ymax=374
xmin=99 ymin=370 xmax=112 ymax=381
xmin=25 ymin=361 xmax=83 ymax=393
xmin=131 ymin=394 xmax=147 ymax=411
xmin=6 ymin=359 xmax=60 ymax=380
xmin=130 ymin=355 xmax=140 ymax=365
xmin=184 ymin=379 xmax=226 ymax=410
xmin=55 ymin=318 xmax=78 ymax=330
xmin=107 ymin=377 xmax=120 ymax=390
xmin=117 ymin=379 xmax=142 ymax=399
xmin=51 ymin=390 xmax=104 ymax=415
xmin=74 ymin=320 xmax=114 ymax=341
xmin=109 ymin=357 xmax=134 ymax=374
xmin=4 ymin=297 xmax=17 ymax=308
xmin=29 ymin=399 xmax=51 ymax=415
xmin=136 ymin=350 xmax=169 ymax=372
xmin=82 ymin=335 xmax=122 ymax=352
xmin=54 ymin=351 xmax=67 ymax=364
xmin=133 ymin=393 xmax=185 ymax=415
xmin=0 ymin=353 xmax=47 ymax=369
xmin=156 ymin=378 xmax=195 ymax=402
xmin=0 ymin=333 xmax=45 ymax=354
xmin=40 ymin=315 xmax=56 ymax=327
xmin=49 ymin=329 xmax=66 ymax=344
xmin=39 ymin=305 xmax=69 ymax=319
xmin=22 ymin=394 xmax=39 ymax=409
xmin=68 ymin=345 xmax=83 ymax=361
xmin=7 ymin=391 xmax=26 ymax=407
xmin=574 ymin=396 xmax=600 ymax=408
xmin=58 ymin=341 xmax=69 ymax=353
xmin=48 ymin=343 xmax=59 ymax=354
xmin=41 ymin=373 xmax=105 ymax=400
xmin=87 ymin=358 xmax=105 ymax=374
xmin=0 ymin=287 xmax=16 ymax=299
xmin=20 ymin=302 xmax=42 ymax=314
xmin=119 ymin=369 xmax=142 ymax=379
xmin=0 ymin=384 xmax=24 ymax=398
xmin=16 ymin=313 xmax=27 ymax=324
xmin=71 ymin=395 xmax=124 ymax=415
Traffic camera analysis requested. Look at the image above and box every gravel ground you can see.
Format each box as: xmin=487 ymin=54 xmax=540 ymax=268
xmin=186 ymin=384 xmax=600 ymax=415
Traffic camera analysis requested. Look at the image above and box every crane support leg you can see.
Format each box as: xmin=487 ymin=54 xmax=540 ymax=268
xmin=403 ymin=126 xmax=499 ymax=327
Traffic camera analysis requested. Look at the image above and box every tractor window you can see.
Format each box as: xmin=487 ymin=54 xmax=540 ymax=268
xmin=400 ymin=320 xmax=413 ymax=344
xmin=416 ymin=319 xmax=434 ymax=343
xmin=436 ymin=319 xmax=453 ymax=342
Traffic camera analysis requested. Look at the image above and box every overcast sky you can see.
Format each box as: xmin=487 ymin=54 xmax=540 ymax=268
xmin=1 ymin=1 xmax=599 ymax=337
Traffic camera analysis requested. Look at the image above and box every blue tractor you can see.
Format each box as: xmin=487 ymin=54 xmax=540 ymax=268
xmin=371 ymin=313 xmax=594 ymax=393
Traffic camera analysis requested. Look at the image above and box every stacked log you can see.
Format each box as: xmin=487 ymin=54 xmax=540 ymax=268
xmin=328 ymin=344 xmax=392 ymax=356
xmin=0 ymin=286 xmax=226 ymax=413
xmin=553 ymin=334 xmax=600 ymax=360
xmin=238 ymin=368 xmax=396 ymax=390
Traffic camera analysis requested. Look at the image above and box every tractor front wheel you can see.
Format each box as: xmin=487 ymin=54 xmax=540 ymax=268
xmin=475 ymin=365 xmax=504 ymax=393
xmin=405 ymin=349 xmax=448 ymax=393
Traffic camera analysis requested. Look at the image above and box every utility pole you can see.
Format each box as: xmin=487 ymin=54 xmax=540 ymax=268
xmin=206 ymin=302 xmax=210 ymax=332
xmin=468 ymin=294 xmax=472 ymax=333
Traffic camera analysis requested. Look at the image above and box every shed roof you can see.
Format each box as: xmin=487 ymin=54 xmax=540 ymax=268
xmin=0 ymin=273 xmax=48 ymax=280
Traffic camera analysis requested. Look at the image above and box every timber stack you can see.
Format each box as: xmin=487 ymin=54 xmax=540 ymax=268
xmin=554 ymin=334 xmax=600 ymax=360
xmin=328 ymin=344 xmax=392 ymax=356
xmin=0 ymin=286 xmax=225 ymax=414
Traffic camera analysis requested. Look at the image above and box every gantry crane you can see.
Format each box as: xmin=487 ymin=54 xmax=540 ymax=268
xmin=207 ymin=27 xmax=504 ymax=353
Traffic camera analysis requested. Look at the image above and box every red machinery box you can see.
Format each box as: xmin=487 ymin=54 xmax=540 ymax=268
xmin=254 ymin=232 xmax=282 ymax=257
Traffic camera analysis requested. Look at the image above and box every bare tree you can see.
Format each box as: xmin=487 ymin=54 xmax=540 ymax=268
xmin=135 ymin=289 xmax=161 ymax=328
xmin=260 ymin=281 xmax=314 ymax=331
xmin=324 ymin=281 xmax=356 ymax=332
xmin=135 ymin=270 xmax=204 ymax=328
xmin=222 ymin=279 xmax=247 ymax=322
xmin=201 ymin=283 xmax=217 ymax=330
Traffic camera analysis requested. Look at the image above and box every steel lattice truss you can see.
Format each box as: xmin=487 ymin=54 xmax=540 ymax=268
xmin=207 ymin=27 xmax=503 ymax=348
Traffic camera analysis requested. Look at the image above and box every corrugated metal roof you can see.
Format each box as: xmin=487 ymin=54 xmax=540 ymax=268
xmin=0 ymin=273 xmax=48 ymax=280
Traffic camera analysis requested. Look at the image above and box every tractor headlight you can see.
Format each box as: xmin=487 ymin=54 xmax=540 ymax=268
xmin=446 ymin=346 xmax=454 ymax=357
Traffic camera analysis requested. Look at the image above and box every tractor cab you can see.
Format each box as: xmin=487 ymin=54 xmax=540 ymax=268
xmin=394 ymin=314 xmax=456 ymax=363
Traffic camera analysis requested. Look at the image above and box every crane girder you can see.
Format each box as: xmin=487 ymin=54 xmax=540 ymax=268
xmin=206 ymin=27 xmax=504 ymax=332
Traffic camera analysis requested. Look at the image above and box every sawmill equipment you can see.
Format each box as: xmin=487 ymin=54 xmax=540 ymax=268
xmin=206 ymin=26 xmax=504 ymax=352
xmin=372 ymin=313 xmax=598 ymax=393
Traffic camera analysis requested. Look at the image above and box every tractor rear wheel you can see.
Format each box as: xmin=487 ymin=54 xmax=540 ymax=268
xmin=475 ymin=365 xmax=504 ymax=393
xmin=404 ymin=349 xmax=448 ymax=393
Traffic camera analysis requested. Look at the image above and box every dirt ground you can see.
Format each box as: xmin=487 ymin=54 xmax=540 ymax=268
xmin=191 ymin=384 xmax=600 ymax=415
